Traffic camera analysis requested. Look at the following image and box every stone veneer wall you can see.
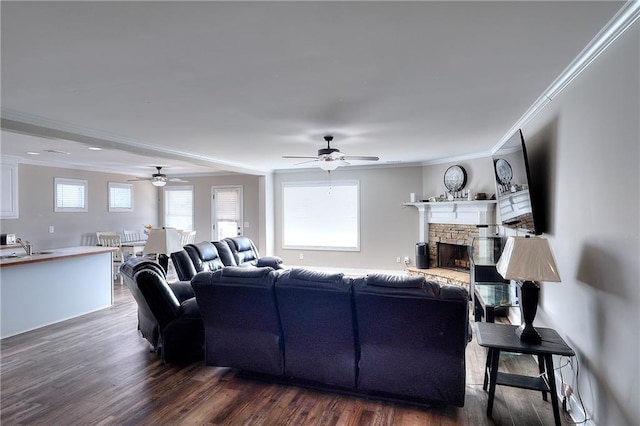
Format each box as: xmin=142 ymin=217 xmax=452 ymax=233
xmin=428 ymin=223 xmax=477 ymax=268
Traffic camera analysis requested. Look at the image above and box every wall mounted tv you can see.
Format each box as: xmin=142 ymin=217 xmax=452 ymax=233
xmin=492 ymin=129 xmax=541 ymax=235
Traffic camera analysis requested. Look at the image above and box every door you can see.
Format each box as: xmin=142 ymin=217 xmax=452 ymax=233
xmin=211 ymin=186 xmax=243 ymax=241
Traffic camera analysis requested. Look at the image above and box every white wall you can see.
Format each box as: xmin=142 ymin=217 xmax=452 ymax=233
xmin=274 ymin=166 xmax=422 ymax=270
xmin=521 ymin=21 xmax=639 ymax=425
xmin=0 ymin=164 xmax=157 ymax=250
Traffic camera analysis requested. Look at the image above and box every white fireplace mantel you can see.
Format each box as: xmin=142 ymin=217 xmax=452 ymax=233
xmin=404 ymin=200 xmax=497 ymax=242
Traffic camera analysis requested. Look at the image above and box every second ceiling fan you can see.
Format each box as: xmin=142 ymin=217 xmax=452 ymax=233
xmin=128 ymin=166 xmax=188 ymax=187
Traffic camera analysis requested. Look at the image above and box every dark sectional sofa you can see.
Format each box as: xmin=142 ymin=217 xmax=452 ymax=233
xmin=123 ymin=238 xmax=471 ymax=406
xmin=191 ymin=267 xmax=471 ymax=407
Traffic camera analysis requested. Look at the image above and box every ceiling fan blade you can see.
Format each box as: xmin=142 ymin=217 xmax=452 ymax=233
xmin=168 ymin=178 xmax=189 ymax=182
xmin=283 ymin=155 xmax=318 ymax=159
xmin=294 ymin=159 xmax=320 ymax=166
xmin=128 ymin=177 xmax=151 ymax=181
xmin=342 ymin=155 xmax=379 ymax=161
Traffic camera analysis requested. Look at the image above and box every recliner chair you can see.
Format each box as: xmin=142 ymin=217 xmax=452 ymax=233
xmin=192 ymin=266 xmax=284 ymax=376
xmin=352 ymin=274 xmax=469 ymax=406
xmin=224 ymin=236 xmax=284 ymax=269
xmin=171 ymin=241 xmax=226 ymax=281
xmin=275 ymin=268 xmax=357 ymax=388
xmin=121 ymin=257 xmax=203 ymax=364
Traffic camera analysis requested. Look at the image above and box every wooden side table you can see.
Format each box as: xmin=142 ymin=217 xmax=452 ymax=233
xmin=474 ymin=322 xmax=575 ymax=426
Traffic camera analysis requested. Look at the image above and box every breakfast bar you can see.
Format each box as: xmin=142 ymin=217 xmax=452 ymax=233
xmin=0 ymin=246 xmax=116 ymax=338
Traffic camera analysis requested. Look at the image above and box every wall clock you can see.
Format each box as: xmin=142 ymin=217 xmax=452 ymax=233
xmin=443 ymin=165 xmax=467 ymax=192
xmin=494 ymin=158 xmax=513 ymax=185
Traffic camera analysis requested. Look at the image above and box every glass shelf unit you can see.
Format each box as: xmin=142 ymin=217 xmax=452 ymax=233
xmin=468 ymin=233 xmax=516 ymax=322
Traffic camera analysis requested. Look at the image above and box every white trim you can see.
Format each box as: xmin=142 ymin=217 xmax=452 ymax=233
xmin=493 ymin=1 xmax=640 ymax=153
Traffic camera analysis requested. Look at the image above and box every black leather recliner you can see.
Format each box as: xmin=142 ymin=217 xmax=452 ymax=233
xmin=275 ymin=268 xmax=357 ymax=388
xmin=172 ymin=238 xmax=284 ymax=281
xmin=191 ymin=266 xmax=284 ymax=376
xmin=224 ymin=236 xmax=284 ymax=269
xmin=352 ymin=274 xmax=469 ymax=406
xmin=121 ymin=257 xmax=203 ymax=364
xmin=171 ymin=241 xmax=226 ymax=281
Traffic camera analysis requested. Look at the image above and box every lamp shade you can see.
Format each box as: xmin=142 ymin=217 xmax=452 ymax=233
xmin=144 ymin=228 xmax=183 ymax=255
xmin=496 ymin=236 xmax=561 ymax=282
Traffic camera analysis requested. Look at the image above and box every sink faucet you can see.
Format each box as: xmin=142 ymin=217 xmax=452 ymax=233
xmin=16 ymin=238 xmax=32 ymax=256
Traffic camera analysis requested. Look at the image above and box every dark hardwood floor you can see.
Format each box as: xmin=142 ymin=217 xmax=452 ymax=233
xmin=1 ymin=284 xmax=572 ymax=425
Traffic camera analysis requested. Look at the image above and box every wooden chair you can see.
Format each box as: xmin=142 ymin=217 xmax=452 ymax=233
xmin=96 ymin=232 xmax=124 ymax=284
xmin=180 ymin=230 xmax=197 ymax=246
xmin=122 ymin=229 xmax=145 ymax=257
xmin=122 ymin=229 xmax=143 ymax=243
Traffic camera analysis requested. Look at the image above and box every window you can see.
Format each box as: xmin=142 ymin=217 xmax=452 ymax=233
xmin=108 ymin=182 xmax=133 ymax=212
xmin=164 ymin=186 xmax=193 ymax=231
xmin=282 ymin=180 xmax=360 ymax=251
xmin=54 ymin=178 xmax=88 ymax=212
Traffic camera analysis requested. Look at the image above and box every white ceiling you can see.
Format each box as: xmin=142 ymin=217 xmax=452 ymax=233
xmin=0 ymin=1 xmax=626 ymax=177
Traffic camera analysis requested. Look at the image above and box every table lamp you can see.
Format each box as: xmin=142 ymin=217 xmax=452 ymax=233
xmin=495 ymin=235 xmax=561 ymax=343
xmin=144 ymin=228 xmax=183 ymax=272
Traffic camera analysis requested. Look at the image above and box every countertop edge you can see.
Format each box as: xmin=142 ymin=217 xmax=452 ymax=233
xmin=0 ymin=246 xmax=117 ymax=267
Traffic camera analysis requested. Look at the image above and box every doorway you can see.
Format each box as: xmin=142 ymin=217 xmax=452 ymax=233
xmin=211 ymin=186 xmax=243 ymax=241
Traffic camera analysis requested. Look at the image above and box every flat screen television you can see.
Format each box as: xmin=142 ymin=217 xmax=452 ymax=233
xmin=492 ymin=129 xmax=541 ymax=235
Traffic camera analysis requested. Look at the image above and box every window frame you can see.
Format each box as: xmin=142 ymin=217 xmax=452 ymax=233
xmin=108 ymin=182 xmax=134 ymax=212
xmin=54 ymin=177 xmax=88 ymax=213
xmin=282 ymin=180 xmax=360 ymax=252
xmin=163 ymin=185 xmax=194 ymax=231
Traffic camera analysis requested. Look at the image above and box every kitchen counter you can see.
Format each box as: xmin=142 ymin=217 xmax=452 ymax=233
xmin=0 ymin=245 xmax=116 ymax=267
xmin=1 ymin=246 xmax=116 ymax=338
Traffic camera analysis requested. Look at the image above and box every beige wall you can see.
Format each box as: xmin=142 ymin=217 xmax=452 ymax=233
xmin=274 ymin=166 xmax=422 ymax=270
xmin=158 ymin=173 xmax=262 ymax=247
xmin=518 ymin=22 xmax=639 ymax=425
xmin=422 ymin=156 xmax=496 ymax=201
xmin=0 ymin=164 xmax=157 ymax=250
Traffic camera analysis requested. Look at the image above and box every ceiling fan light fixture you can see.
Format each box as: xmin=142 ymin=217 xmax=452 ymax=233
xmin=151 ymin=176 xmax=167 ymax=187
xmin=318 ymin=160 xmax=341 ymax=171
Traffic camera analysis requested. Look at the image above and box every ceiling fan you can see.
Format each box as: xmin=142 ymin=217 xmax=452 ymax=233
xmin=283 ymin=135 xmax=379 ymax=171
xmin=128 ymin=166 xmax=188 ymax=187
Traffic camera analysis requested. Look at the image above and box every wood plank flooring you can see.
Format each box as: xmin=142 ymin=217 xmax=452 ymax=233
xmin=1 ymin=284 xmax=572 ymax=425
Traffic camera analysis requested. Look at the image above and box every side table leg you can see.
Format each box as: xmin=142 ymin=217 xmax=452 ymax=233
xmin=538 ymin=354 xmax=548 ymax=401
xmin=487 ymin=349 xmax=500 ymax=416
xmin=483 ymin=347 xmax=493 ymax=390
xmin=544 ymin=355 xmax=562 ymax=426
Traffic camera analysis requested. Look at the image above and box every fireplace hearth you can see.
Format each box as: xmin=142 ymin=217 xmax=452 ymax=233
xmin=437 ymin=242 xmax=470 ymax=271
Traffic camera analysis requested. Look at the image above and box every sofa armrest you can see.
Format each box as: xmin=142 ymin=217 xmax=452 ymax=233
xmin=256 ymin=256 xmax=284 ymax=269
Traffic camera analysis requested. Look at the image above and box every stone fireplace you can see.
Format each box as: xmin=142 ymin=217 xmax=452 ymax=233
xmin=429 ymin=224 xmax=476 ymax=270
xmin=405 ymin=201 xmax=497 ymax=288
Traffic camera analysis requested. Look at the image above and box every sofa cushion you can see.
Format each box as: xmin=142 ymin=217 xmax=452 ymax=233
xmin=185 ymin=242 xmax=224 ymax=272
xmin=213 ymin=240 xmax=237 ymax=266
